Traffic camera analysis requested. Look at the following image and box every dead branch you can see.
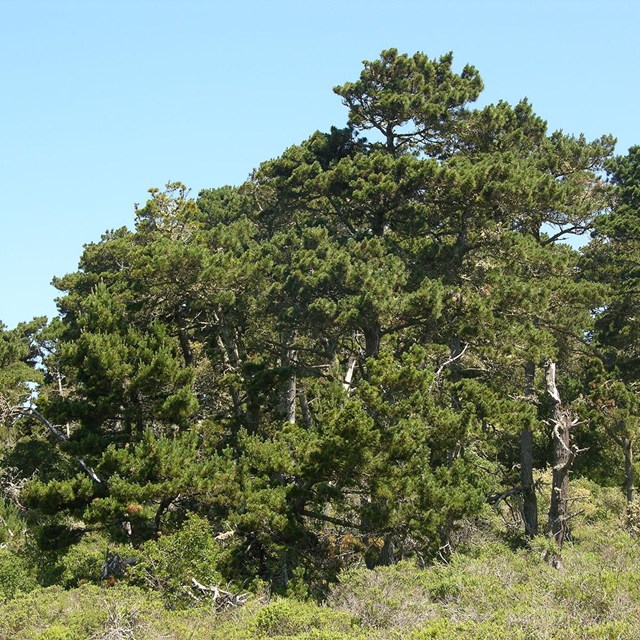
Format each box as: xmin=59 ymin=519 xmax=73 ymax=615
xmin=14 ymin=407 xmax=102 ymax=484
xmin=430 ymin=343 xmax=468 ymax=391
xmin=300 ymin=508 xmax=364 ymax=531
xmin=189 ymin=578 xmax=249 ymax=609
xmin=12 ymin=407 xmax=102 ymax=484
xmin=487 ymin=486 xmax=521 ymax=509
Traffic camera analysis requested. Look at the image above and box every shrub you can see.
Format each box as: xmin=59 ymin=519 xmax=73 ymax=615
xmin=328 ymin=561 xmax=436 ymax=631
xmin=58 ymin=533 xmax=113 ymax=588
xmin=35 ymin=626 xmax=78 ymax=640
xmin=0 ymin=584 xmax=156 ymax=640
xmin=0 ymin=499 xmax=27 ymax=550
xmin=253 ymin=599 xmax=354 ymax=638
xmin=129 ymin=512 xmax=224 ymax=607
xmin=626 ymin=495 xmax=640 ymax=536
xmin=0 ymin=548 xmax=37 ymax=602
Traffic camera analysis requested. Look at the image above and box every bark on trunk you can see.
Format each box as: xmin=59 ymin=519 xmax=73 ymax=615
xmin=624 ymin=437 xmax=634 ymax=504
xmin=372 ymin=210 xmax=385 ymax=237
xmin=298 ymin=389 xmax=313 ymax=428
xmin=343 ymin=354 xmax=357 ymax=393
xmin=520 ymin=362 xmax=538 ymax=536
xmin=177 ymin=319 xmax=193 ymax=367
xmin=363 ymin=321 xmax=381 ymax=360
xmin=448 ymin=337 xmax=464 ymax=379
xmin=445 ymin=337 xmax=466 ymax=463
xmin=284 ymin=372 xmax=296 ymax=424
xmin=280 ymin=331 xmax=297 ymax=424
xmin=520 ymin=428 xmax=538 ymax=536
xmin=379 ymin=538 xmax=395 ymax=566
xmin=213 ymin=308 xmax=244 ymax=421
xmin=546 ymin=361 xmax=575 ymax=549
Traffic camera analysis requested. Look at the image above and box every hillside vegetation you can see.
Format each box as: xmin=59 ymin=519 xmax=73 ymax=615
xmin=1 ymin=49 xmax=639 ymax=638
xmin=2 ymin=483 xmax=640 ymax=639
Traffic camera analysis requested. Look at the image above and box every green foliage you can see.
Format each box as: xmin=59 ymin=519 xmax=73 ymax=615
xmin=583 ymin=147 xmax=640 ymax=378
xmin=0 ymin=318 xmax=46 ymax=404
xmin=0 ymin=47 xmax=629 ymax=601
xmin=253 ymin=599 xmax=354 ymax=638
xmin=334 ymin=48 xmax=483 ymax=156
xmin=0 ymin=499 xmax=27 ymax=551
xmin=0 ymin=549 xmax=37 ymax=602
xmin=1 ymin=509 xmax=640 ymax=638
xmin=0 ymin=584 xmax=153 ymax=640
xmin=129 ymin=513 xmax=225 ymax=607
xmin=626 ymin=495 xmax=640 ymax=535
xmin=56 ymin=534 xmax=111 ymax=588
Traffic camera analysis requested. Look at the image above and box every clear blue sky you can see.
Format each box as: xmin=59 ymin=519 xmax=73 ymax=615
xmin=1 ymin=0 xmax=638 ymax=328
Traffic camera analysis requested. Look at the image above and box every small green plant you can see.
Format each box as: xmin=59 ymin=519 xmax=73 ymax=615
xmin=328 ymin=562 xmax=435 ymax=631
xmin=59 ymin=534 xmax=110 ymax=588
xmin=0 ymin=499 xmax=27 ymax=551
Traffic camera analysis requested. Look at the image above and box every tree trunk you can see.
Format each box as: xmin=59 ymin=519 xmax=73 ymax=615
xmin=298 ymin=388 xmax=313 ymax=428
xmin=446 ymin=337 xmax=465 ymax=463
xmin=379 ymin=537 xmax=395 ymax=565
xmin=213 ymin=309 xmax=244 ymax=421
xmin=280 ymin=330 xmax=297 ymax=424
xmin=284 ymin=371 xmax=296 ymax=424
xmin=546 ymin=361 xmax=575 ymax=549
xmin=520 ymin=428 xmax=538 ymax=536
xmin=343 ymin=353 xmax=357 ymax=393
xmin=372 ymin=210 xmax=385 ymax=237
xmin=363 ymin=321 xmax=381 ymax=360
xmin=448 ymin=336 xmax=464 ymax=378
xmin=520 ymin=362 xmax=538 ymax=536
xmin=624 ymin=437 xmax=634 ymax=504
xmin=177 ymin=317 xmax=193 ymax=367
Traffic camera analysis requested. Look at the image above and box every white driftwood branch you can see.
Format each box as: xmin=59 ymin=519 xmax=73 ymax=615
xmin=189 ymin=578 xmax=249 ymax=608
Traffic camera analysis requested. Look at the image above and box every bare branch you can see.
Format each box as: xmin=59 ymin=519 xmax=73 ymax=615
xmin=300 ymin=508 xmax=363 ymax=531
xmin=13 ymin=407 xmax=102 ymax=484
xmin=430 ymin=343 xmax=468 ymax=390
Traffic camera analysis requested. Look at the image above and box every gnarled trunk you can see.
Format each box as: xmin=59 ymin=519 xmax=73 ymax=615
xmin=343 ymin=353 xmax=358 ymax=393
xmin=213 ymin=308 xmax=245 ymax=422
xmin=546 ymin=362 xmax=576 ymax=549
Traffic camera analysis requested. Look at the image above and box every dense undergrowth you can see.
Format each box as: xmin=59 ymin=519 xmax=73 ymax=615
xmin=2 ymin=479 xmax=640 ymax=640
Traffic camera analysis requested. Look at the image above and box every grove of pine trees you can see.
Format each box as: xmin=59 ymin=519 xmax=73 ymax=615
xmin=1 ymin=49 xmax=638 ymax=600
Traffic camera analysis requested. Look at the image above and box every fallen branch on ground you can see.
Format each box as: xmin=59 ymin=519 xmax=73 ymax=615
xmin=183 ymin=578 xmax=249 ymax=609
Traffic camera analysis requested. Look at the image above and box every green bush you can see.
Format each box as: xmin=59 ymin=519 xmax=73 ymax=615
xmin=408 ymin=620 xmax=527 ymax=640
xmin=0 ymin=548 xmax=36 ymax=602
xmin=58 ymin=534 xmax=111 ymax=588
xmin=129 ymin=512 xmax=225 ymax=607
xmin=2 ymin=507 xmax=640 ymax=639
xmin=254 ymin=599 xmax=354 ymax=638
xmin=35 ymin=626 xmax=78 ymax=640
xmin=328 ymin=561 xmax=435 ymax=631
xmin=0 ymin=584 xmax=154 ymax=640
xmin=0 ymin=500 xmax=27 ymax=550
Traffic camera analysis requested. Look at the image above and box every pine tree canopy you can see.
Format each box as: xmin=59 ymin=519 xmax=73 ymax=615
xmin=0 ymin=49 xmax=636 ymax=595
